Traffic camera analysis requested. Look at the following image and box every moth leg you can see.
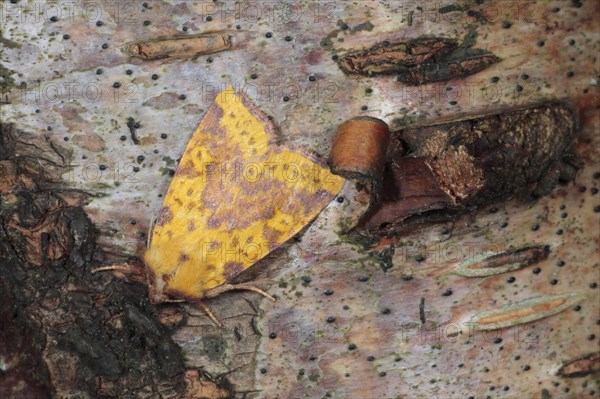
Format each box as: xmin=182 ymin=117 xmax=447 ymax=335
xmin=192 ymin=300 xmax=223 ymax=328
xmin=204 ymin=283 xmax=276 ymax=302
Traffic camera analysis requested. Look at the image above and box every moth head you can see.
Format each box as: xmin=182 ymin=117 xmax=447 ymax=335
xmin=143 ymin=258 xmax=199 ymax=304
xmin=146 ymin=268 xmax=171 ymax=304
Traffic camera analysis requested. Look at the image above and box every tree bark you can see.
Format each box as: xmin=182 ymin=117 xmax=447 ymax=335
xmin=1 ymin=1 xmax=599 ymax=398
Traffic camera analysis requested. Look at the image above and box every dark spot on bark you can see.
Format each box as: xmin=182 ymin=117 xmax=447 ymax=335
xmin=201 ymin=335 xmax=226 ymax=361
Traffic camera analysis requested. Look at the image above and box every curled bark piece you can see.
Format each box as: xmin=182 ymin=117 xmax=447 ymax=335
xmin=329 ymin=116 xmax=391 ymax=193
xmin=358 ymin=157 xmax=453 ymax=230
xmin=467 ymin=293 xmax=584 ymax=331
xmin=454 ymin=245 xmax=550 ymax=277
xmin=337 ymin=37 xmax=458 ymax=76
xmin=359 ymin=103 xmax=580 ymax=236
xmin=402 ymin=103 xmax=579 ymax=203
xmin=557 ymin=352 xmax=600 ymax=378
xmin=122 ymin=32 xmax=232 ymax=61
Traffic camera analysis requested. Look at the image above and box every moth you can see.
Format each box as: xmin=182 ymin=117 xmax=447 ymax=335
xmin=96 ymin=87 xmax=345 ymax=326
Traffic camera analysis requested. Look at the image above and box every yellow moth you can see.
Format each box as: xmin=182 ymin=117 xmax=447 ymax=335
xmin=96 ymin=87 xmax=345 ymax=326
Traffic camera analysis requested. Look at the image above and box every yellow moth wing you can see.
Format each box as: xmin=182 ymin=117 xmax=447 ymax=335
xmin=143 ymin=87 xmax=345 ymax=299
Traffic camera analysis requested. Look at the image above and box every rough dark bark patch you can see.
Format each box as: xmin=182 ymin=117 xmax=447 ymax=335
xmin=0 ymin=123 xmax=215 ymax=398
xmin=0 ymin=277 xmax=52 ymax=398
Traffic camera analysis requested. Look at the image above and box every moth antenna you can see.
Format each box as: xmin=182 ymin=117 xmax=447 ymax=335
xmin=92 ymin=263 xmax=145 ymax=276
xmin=146 ymin=216 xmax=157 ymax=248
xmin=192 ymin=300 xmax=223 ymax=328
xmin=204 ymin=283 xmax=276 ymax=302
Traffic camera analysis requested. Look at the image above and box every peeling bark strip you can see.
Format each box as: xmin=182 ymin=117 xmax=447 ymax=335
xmin=357 ymin=157 xmax=453 ymax=230
xmin=337 ymin=37 xmax=457 ymax=76
xmin=467 ymin=293 xmax=584 ymax=331
xmin=337 ymin=32 xmax=500 ymax=84
xmin=557 ymin=352 xmax=600 ymax=378
xmin=454 ymin=245 xmax=550 ymax=277
xmin=397 ymin=53 xmax=500 ymax=85
xmin=329 ymin=116 xmax=390 ymax=193
xmin=358 ymin=103 xmax=579 ymax=236
xmin=122 ymin=32 xmax=232 ymax=61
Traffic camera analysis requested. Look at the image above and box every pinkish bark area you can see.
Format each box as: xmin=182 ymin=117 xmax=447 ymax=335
xmin=1 ymin=1 xmax=599 ymax=398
